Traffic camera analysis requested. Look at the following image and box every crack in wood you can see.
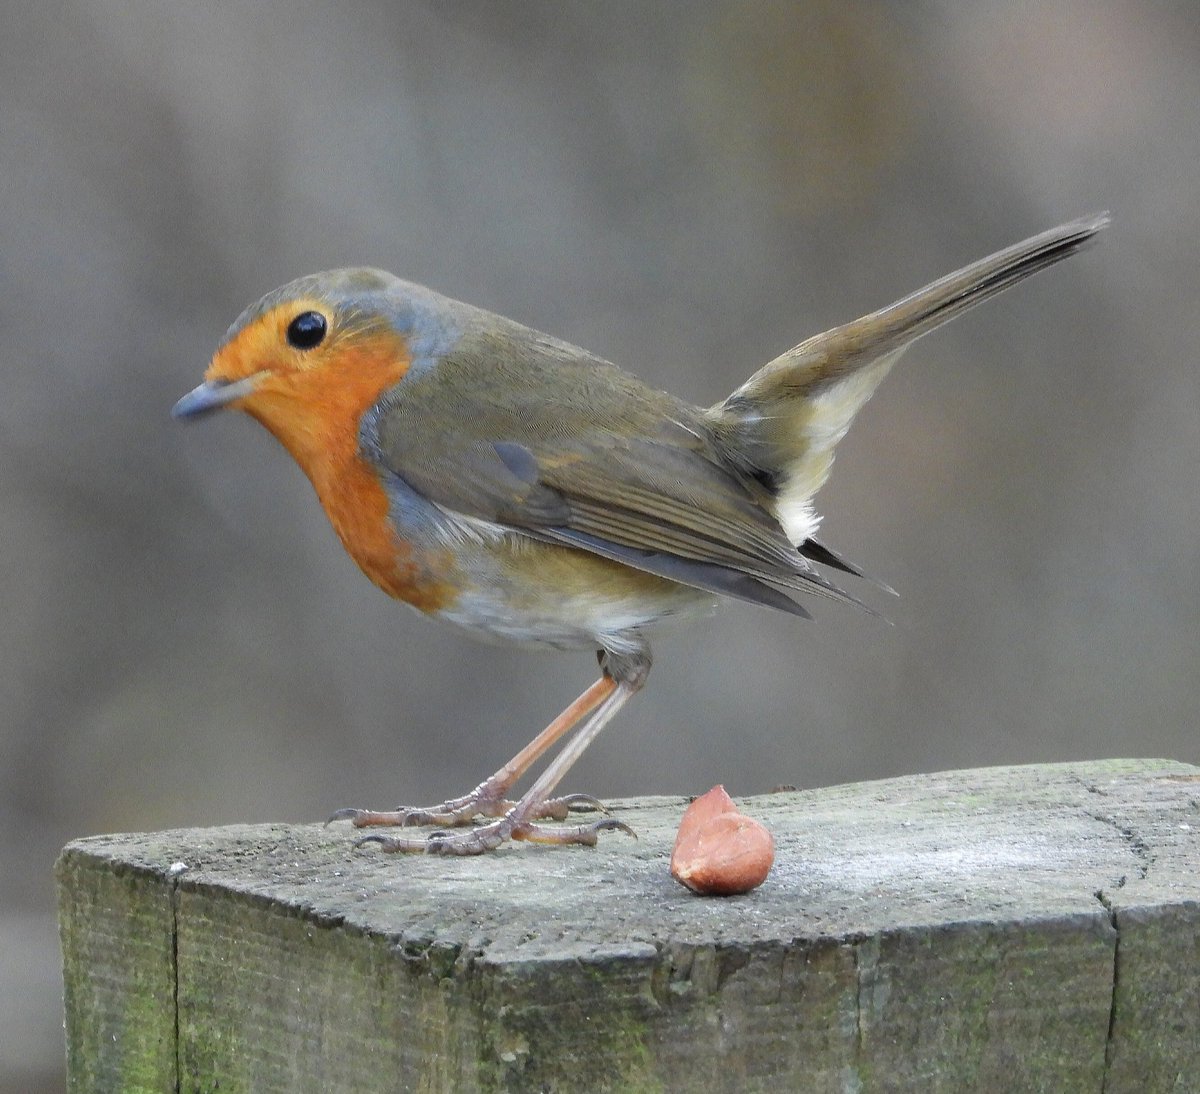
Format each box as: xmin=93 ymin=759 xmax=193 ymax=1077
xmin=1087 ymin=811 xmax=1154 ymax=882
xmin=1094 ymin=887 xmax=1120 ymax=1094
xmin=169 ymin=872 xmax=182 ymax=1094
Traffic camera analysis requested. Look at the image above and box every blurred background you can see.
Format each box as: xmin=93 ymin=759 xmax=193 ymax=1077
xmin=3 ymin=1 xmax=1198 ymax=1089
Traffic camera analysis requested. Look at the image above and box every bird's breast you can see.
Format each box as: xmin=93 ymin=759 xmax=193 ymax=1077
xmin=313 ymin=455 xmax=460 ymax=613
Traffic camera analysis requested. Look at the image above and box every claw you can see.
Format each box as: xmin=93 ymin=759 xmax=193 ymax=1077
xmin=593 ymin=817 xmax=637 ymax=839
xmin=326 ymin=807 xmax=372 ymax=826
xmin=551 ymin=792 xmax=610 ymax=815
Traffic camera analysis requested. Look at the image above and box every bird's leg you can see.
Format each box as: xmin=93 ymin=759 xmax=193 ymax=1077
xmin=359 ymin=676 xmax=638 ymax=854
xmin=358 ymin=647 xmax=650 ymax=855
xmin=330 ymin=675 xmax=616 ymax=830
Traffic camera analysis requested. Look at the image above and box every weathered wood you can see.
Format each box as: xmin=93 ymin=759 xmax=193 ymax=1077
xmin=58 ymin=759 xmax=1200 ymax=1093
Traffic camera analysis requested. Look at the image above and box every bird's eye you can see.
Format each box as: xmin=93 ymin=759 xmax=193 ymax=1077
xmin=286 ymin=310 xmax=327 ymax=350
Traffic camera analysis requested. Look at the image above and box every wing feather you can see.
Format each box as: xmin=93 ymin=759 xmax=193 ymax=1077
xmin=363 ymin=322 xmax=866 ymax=612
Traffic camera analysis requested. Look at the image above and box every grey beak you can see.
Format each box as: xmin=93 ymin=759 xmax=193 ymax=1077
xmin=171 ymin=376 xmax=263 ymax=421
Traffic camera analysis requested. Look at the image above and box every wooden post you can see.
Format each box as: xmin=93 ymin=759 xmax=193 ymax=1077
xmin=58 ymin=759 xmax=1200 ymax=1093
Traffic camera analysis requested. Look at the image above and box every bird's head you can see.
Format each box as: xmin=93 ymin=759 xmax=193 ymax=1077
xmin=173 ymin=269 xmax=460 ymax=467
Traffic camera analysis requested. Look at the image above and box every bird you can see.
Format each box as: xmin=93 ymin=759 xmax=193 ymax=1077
xmin=173 ymin=213 xmax=1108 ymax=855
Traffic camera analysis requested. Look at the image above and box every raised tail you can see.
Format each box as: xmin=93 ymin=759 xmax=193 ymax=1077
xmin=708 ymin=213 xmax=1109 ymax=545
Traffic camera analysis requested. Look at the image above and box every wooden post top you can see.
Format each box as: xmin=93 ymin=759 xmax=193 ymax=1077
xmin=58 ymin=759 xmax=1200 ymax=1092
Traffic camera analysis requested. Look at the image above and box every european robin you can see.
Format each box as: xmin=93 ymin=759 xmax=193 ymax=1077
xmin=173 ymin=214 xmax=1107 ymax=855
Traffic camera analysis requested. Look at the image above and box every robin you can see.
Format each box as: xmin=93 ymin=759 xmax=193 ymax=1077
xmin=173 ymin=214 xmax=1108 ymax=855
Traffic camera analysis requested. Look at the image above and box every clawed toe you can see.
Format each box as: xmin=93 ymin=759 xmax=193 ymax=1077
xmin=328 ymin=789 xmax=610 ymax=830
xmin=350 ymin=813 xmax=636 ymax=856
xmin=327 ymin=801 xmax=498 ymax=830
xmin=530 ymin=792 xmax=609 ymax=821
xmin=327 ymin=807 xmax=426 ymax=829
xmin=352 ymin=831 xmax=435 ymax=854
xmin=353 ymin=825 xmax=508 ymax=856
xmin=513 ymin=816 xmax=636 ymax=846
xmin=326 ymin=807 xmax=364 ymax=826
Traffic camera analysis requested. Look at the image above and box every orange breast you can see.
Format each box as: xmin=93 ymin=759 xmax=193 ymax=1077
xmin=236 ymin=329 xmax=458 ymax=613
xmin=315 ymin=452 xmax=456 ymax=612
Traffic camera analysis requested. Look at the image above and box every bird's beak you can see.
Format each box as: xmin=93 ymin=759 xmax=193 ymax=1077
xmin=171 ymin=374 xmax=265 ymax=421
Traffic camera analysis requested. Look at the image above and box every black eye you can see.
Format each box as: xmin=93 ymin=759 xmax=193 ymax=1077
xmin=286 ymin=310 xmax=327 ymax=349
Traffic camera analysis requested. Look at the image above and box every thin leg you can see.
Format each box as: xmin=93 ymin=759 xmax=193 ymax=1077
xmin=359 ymin=667 xmax=647 ymax=855
xmin=330 ymin=676 xmax=617 ymax=829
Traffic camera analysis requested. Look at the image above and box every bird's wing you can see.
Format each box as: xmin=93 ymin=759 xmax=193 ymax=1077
xmin=364 ymin=325 xmax=862 ymax=615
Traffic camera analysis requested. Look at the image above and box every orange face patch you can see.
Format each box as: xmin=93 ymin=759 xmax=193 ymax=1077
xmin=207 ymin=302 xmax=458 ymax=613
xmin=205 ymin=298 xmax=409 ymax=470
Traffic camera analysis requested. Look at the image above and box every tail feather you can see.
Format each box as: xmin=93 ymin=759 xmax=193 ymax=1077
xmin=799 ymin=536 xmax=897 ymax=596
xmin=709 ymin=213 xmax=1109 ymax=544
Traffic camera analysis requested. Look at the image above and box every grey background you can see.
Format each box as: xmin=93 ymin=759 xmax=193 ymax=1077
xmin=3 ymin=3 xmax=1197 ymax=1090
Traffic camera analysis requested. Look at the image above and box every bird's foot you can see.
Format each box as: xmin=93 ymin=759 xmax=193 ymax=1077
xmin=327 ymin=789 xmax=606 ymax=830
xmin=355 ymin=815 xmax=635 ymax=856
